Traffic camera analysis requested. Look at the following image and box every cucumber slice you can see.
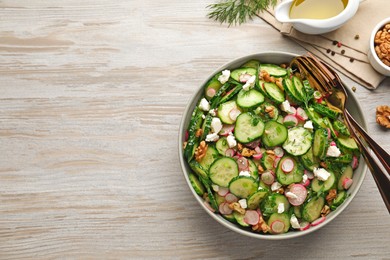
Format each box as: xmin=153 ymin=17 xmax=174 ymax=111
xmin=247 ymin=158 xmax=259 ymax=180
xmin=247 ymin=189 xmax=268 ymax=209
xmin=261 ymin=193 xmax=290 ymax=217
xmin=332 ymin=190 xmax=348 ymax=207
xmin=261 ymin=152 xmax=275 ymax=170
xmin=302 ymin=196 xmax=325 ymax=222
xmin=282 ymin=78 xmax=301 ymax=104
xmin=189 ymin=160 xmax=208 ymax=179
xmin=292 ymin=76 xmax=307 ymax=102
xmin=293 ymin=205 xmax=302 ymax=219
xmin=184 ymin=107 xmax=204 ymax=161
xmin=236 ymin=88 xmax=265 ymax=109
xmin=311 ymin=171 xmax=336 ymax=192
xmin=201 ymin=114 xmax=213 ymax=139
xmin=267 ymin=213 xmax=291 ymax=234
xmin=260 ymin=64 xmax=287 ymax=77
xmin=299 ymin=146 xmax=320 ymax=171
xmin=209 ymin=157 xmax=239 ymax=187
xmin=198 ymin=146 xmax=219 ymax=171
xmin=216 ymin=137 xmax=229 ymax=156
xmin=276 ymin=156 xmax=304 ymax=185
xmin=233 ymin=211 xmax=250 ymax=227
xmin=262 ymin=121 xmax=288 ymax=147
xmin=282 ymin=127 xmax=313 ymax=156
xmin=313 ymin=128 xmax=328 ymax=159
xmin=219 ymin=84 xmax=242 ymax=104
xmin=305 ymin=107 xmax=327 ymax=129
xmin=234 ymin=112 xmax=265 ymax=144
xmin=218 ymin=100 xmax=241 ymax=124
xmin=230 ymin=67 xmax=257 ymax=82
xmin=338 ymin=165 xmax=353 ymax=190
xmin=241 ymin=60 xmax=260 ymax=69
xmin=204 ymin=77 xmax=223 ymax=100
xmin=337 ymin=136 xmax=359 ymax=151
xmin=333 ymin=120 xmax=350 ymax=136
xmin=263 ymin=82 xmax=285 ymax=104
xmin=312 ymin=103 xmax=340 ymax=120
xmin=189 ymin=173 xmax=205 ymax=196
xmin=228 ymin=176 xmax=259 ymax=199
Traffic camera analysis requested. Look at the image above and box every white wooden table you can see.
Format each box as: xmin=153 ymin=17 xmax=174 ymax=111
xmin=1 ymin=1 xmax=389 ymax=259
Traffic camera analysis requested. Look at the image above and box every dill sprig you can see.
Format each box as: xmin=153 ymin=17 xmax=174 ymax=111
xmin=207 ymin=0 xmax=277 ymax=26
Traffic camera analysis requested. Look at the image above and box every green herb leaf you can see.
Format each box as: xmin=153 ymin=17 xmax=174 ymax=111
xmin=207 ymin=0 xmax=277 ymax=26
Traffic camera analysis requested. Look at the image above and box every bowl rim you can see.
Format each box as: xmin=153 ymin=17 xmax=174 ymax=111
xmin=369 ymin=17 xmax=390 ymax=73
xmin=178 ymin=51 xmax=368 ymax=240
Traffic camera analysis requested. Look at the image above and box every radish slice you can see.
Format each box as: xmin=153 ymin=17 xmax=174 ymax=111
xmin=261 ymin=170 xmax=275 ymax=185
xmin=239 ymin=73 xmax=252 ymax=83
xmin=245 ymin=140 xmax=261 ymax=149
xmin=283 ymin=114 xmax=298 ymax=127
xmin=225 ymin=148 xmax=236 ymax=157
xmin=342 ymin=177 xmax=353 ymax=189
xmin=273 ymin=157 xmax=281 ymax=168
xmin=184 ymin=130 xmax=189 ymax=142
xmin=270 ymin=220 xmax=285 ymax=234
xmin=203 ymin=201 xmax=216 ymax=212
xmin=281 ymin=158 xmax=294 ymax=173
xmin=296 ymin=107 xmax=308 ymax=120
xmin=330 ymin=141 xmax=337 ymax=146
xmin=304 ymin=170 xmax=314 ymax=180
xmin=219 ymin=124 xmax=234 ymax=136
xmin=206 ymin=88 xmax=216 ymax=98
xmin=311 ymin=216 xmax=326 ymax=226
xmin=351 ymin=155 xmax=359 ymax=169
xmin=244 ymin=210 xmax=260 ymax=225
xmin=273 ymin=147 xmax=284 ymax=158
xmin=286 ymin=184 xmax=307 ymax=206
xmin=326 ymin=128 xmax=331 ymax=139
xmin=288 ymin=106 xmax=297 ymax=115
xmin=299 ymin=221 xmax=310 ymax=231
xmin=219 ymin=202 xmax=233 ymax=215
xmin=225 ymin=193 xmax=238 ymax=203
xmin=302 ymin=178 xmax=310 ymax=187
xmin=252 ymin=153 xmax=263 ymax=160
xmin=217 ymin=187 xmax=230 ymax=197
xmin=229 ymin=108 xmax=241 ymax=121
xmin=236 ymin=157 xmax=249 ymax=171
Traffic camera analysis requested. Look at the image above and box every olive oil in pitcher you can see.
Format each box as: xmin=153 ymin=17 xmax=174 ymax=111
xmin=289 ymin=0 xmax=348 ymax=19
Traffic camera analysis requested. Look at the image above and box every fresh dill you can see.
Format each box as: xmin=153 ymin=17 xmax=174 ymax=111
xmin=207 ymin=0 xmax=277 ymax=26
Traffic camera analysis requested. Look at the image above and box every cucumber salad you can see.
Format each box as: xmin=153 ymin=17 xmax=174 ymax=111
xmin=183 ymin=59 xmax=360 ymax=235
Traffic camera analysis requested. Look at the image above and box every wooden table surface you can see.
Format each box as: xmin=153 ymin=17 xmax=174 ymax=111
xmin=1 ymin=1 xmax=389 ymax=259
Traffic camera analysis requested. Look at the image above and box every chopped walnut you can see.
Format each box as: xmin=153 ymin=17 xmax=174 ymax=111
xmin=228 ymin=202 xmax=246 ymax=215
xmin=241 ymin=147 xmax=257 ymax=157
xmin=326 ymin=189 xmax=337 ymax=204
xmin=320 ymin=161 xmax=327 ymax=168
xmin=195 ymin=141 xmax=208 ymax=162
xmin=258 ymin=164 xmax=265 ymax=173
xmin=195 ymin=128 xmax=203 ymax=137
xmin=275 ymin=78 xmax=284 ymax=91
xmin=252 ymin=215 xmax=270 ymax=233
xmin=276 ymin=187 xmax=285 ymax=195
xmin=374 ymin=23 xmax=390 ymax=66
xmin=183 ymin=141 xmax=187 ymax=149
xmin=265 ymin=106 xmax=275 ymax=118
xmin=237 ymin=143 xmax=244 ymax=152
xmin=266 ymin=150 xmax=275 ymax=155
xmin=260 ymin=70 xmax=276 ymax=83
xmin=376 ymin=105 xmax=390 ymax=129
xmin=321 ymin=205 xmax=331 ymax=216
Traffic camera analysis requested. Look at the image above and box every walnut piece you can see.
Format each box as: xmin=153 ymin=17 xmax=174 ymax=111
xmin=326 ymin=189 xmax=337 ymax=204
xmin=241 ymin=147 xmax=256 ymax=157
xmin=376 ymin=105 xmax=390 ymax=129
xmin=228 ymin=202 xmax=246 ymax=215
xmin=321 ymin=205 xmax=331 ymax=217
xmin=374 ymin=23 xmax=390 ymax=67
xmin=259 ymin=70 xmax=276 ymax=83
xmin=252 ymin=215 xmax=270 ymax=233
xmin=195 ymin=141 xmax=208 ymax=162
xmin=195 ymin=128 xmax=203 ymax=137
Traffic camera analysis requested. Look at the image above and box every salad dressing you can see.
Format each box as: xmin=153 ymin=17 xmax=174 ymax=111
xmin=289 ymin=0 xmax=348 ymax=19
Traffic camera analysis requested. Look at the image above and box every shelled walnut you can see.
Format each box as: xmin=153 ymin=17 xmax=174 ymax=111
xmin=376 ymin=105 xmax=390 ymax=129
xmin=374 ymin=23 xmax=390 ymax=67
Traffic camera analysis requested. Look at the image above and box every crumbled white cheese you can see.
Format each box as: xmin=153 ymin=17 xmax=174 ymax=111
xmin=238 ymin=199 xmax=247 ymax=209
xmin=271 ymin=182 xmax=282 ymax=191
xmin=202 ymin=114 xmax=206 ymax=119
xmin=277 ymin=203 xmax=285 ymax=213
xmin=226 ymin=133 xmax=237 ymax=148
xmin=199 ymin=98 xmax=210 ymax=112
xmin=280 ymin=100 xmax=291 ymax=113
xmin=218 ymin=70 xmax=231 ymax=84
xmin=303 ymin=120 xmax=314 ymax=130
xmin=290 ymin=214 xmax=301 ymax=229
xmin=205 ymin=132 xmax=219 ymax=142
xmin=326 ymin=145 xmax=341 ymax=157
xmin=211 ymin=117 xmax=223 ymax=134
xmin=302 ymin=174 xmax=308 ymax=184
xmin=313 ymin=167 xmax=331 ymax=181
xmin=212 ymin=184 xmax=219 ymax=192
xmin=242 ymin=75 xmax=256 ymax=91
xmin=239 ymin=171 xmax=251 ymax=177
xmin=209 ymin=109 xmax=217 ymax=117
xmin=285 ymin=191 xmax=298 ymax=200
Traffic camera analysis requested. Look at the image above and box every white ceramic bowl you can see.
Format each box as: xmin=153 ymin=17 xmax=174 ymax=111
xmin=368 ymin=17 xmax=390 ymax=76
xmin=179 ymin=52 xmax=367 ymax=240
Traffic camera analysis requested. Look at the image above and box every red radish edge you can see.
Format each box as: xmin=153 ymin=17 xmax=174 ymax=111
xmin=244 ymin=210 xmax=260 ymax=225
xmin=225 ymin=193 xmax=238 ymax=203
xmin=225 ymin=148 xmax=236 ymax=157
xmin=326 ymin=128 xmax=331 ymax=139
xmin=203 ymin=201 xmax=215 ymax=212
xmin=219 ymin=124 xmax=234 ymax=136
xmin=273 ymin=147 xmax=284 ymax=158
xmin=302 ymin=178 xmax=310 ymax=187
xmin=217 ymin=187 xmax=229 ymax=197
xmin=304 ymin=170 xmax=314 ymax=180
xmin=342 ymin=177 xmax=353 ymax=189
xmin=229 ymin=108 xmax=241 ymax=121
xmin=273 ymin=157 xmax=281 ymax=168
xmin=281 ymin=158 xmax=294 ymax=173
xmin=261 ymin=170 xmax=275 ymax=186
xmin=206 ymin=88 xmax=216 ymax=98
xmin=296 ymin=107 xmax=308 ymax=120
xmin=283 ymin=114 xmax=298 ymax=127
xmin=252 ymin=153 xmax=263 ymax=160
xmin=311 ymin=216 xmax=326 ymax=226
xmin=351 ymin=156 xmax=359 ymax=169
xmin=330 ymin=141 xmax=337 ymax=146
xmin=286 ymin=184 xmax=307 ymax=206
xmin=288 ymin=106 xmax=297 ymax=115
xmin=184 ymin=130 xmax=189 ymax=142
xmin=236 ymin=157 xmax=249 ymax=171
xmin=270 ymin=220 xmax=285 ymax=234
xmin=219 ymin=202 xmax=233 ymax=215
xmin=299 ymin=221 xmax=310 ymax=231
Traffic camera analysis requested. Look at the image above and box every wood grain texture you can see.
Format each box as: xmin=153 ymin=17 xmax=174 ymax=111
xmin=0 ymin=0 xmax=389 ymax=259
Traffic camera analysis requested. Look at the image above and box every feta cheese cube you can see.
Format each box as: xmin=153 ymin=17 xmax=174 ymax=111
xmin=303 ymin=120 xmax=314 ymax=130
xmin=290 ymin=214 xmax=301 ymax=229
xmin=205 ymin=132 xmax=219 ymax=142
xmin=212 ymin=184 xmax=219 ymax=192
xmin=326 ymin=145 xmax=341 ymax=157
xmin=277 ymin=203 xmax=285 ymax=213
xmin=199 ymin=98 xmax=210 ymax=112
xmin=271 ymin=182 xmax=282 ymax=191
xmin=285 ymin=191 xmax=298 ymax=200
xmin=280 ymin=100 xmax=291 ymax=113
xmin=238 ymin=199 xmax=247 ymax=209
xmin=226 ymin=133 xmax=237 ymax=148
xmin=211 ymin=117 xmax=223 ymax=134
xmin=209 ymin=109 xmax=217 ymax=117
xmin=218 ymin=70 xmax=231 ymax=84
xmin=313 ymin=167 xmax=331 ymax=181
xmin=239 ymin=171 xmax=251 ymax=177
xmin=242 ymin=75 xmax=256 ymax=91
